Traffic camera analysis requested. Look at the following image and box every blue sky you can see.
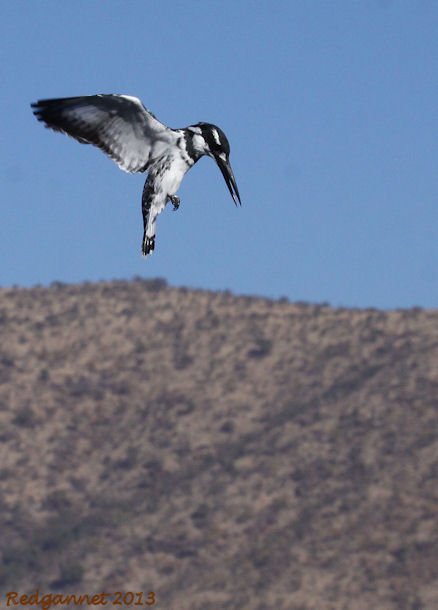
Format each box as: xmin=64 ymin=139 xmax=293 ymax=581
xmin=1 ymin=1 xmax=437 ymax=308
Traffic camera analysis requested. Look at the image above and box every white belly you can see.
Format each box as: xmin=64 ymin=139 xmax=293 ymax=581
xmin=161 ymin=156 xmax=191 ymax=196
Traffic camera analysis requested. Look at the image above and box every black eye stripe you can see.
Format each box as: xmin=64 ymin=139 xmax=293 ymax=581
xmin=211 ymin=128 xmax=222 ymax=146
xmin=198 ymin=123 xmax=230 ymax=154
xmin=209 ymin=130 xmax=221 ymax=149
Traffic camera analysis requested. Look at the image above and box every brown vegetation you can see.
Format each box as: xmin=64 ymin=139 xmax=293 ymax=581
xmin=0 ymin=279 xmax=436 ymax=609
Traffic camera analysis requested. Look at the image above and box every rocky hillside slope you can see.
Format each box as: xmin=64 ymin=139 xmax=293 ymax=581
xmin=0 ymin=279 xmax=436 ymax=610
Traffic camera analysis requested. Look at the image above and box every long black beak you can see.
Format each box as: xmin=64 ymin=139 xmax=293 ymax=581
xmin=216 ymin=155 xmax=241 ymax=206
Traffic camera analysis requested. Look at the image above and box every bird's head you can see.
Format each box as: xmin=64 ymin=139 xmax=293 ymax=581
xmin=188 ymin=122 xmax=241 ymax=206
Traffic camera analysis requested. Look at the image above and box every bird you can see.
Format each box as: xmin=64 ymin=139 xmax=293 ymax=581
xmin=31 ymin=94 xmax=241 ymax=256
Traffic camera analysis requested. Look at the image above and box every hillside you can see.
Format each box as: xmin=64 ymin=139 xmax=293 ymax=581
xmin=0 ymin=279 xmax=436 ymax=610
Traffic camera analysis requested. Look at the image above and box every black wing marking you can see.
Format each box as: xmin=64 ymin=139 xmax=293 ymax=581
xmin=31 ymin=94 xmax=175 ymax=173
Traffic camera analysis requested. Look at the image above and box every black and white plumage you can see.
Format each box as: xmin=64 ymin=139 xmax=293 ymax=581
xmin=31 ymin=94 xmax=241 ymax=256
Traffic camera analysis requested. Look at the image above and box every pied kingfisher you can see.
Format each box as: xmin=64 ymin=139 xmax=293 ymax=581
xmin=31 ymin=94 xmax=241 ymax=256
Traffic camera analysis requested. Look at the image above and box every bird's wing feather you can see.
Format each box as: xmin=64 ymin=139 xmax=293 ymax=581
xmin=31 ymin=94 xmax=175 ymax=173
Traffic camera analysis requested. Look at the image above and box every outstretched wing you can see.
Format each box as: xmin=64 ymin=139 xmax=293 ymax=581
xmin=31 ymin=94 xmax=174 ymax=173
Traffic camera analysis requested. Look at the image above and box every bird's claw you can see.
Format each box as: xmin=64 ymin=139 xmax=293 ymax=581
xmin=168 ymin=195 xmax=180 ymax=211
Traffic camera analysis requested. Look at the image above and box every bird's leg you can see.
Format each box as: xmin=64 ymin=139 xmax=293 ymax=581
xmin=167 ymin=194 xmax=180 ymax=211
